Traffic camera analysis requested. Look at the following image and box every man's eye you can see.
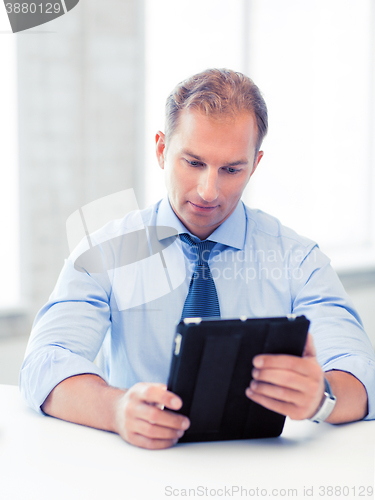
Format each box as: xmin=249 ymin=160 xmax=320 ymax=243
xmin=226 ymin=167 xmax=239 ymax=174
xmin=186 ymin=160 xmax=202 ymax=167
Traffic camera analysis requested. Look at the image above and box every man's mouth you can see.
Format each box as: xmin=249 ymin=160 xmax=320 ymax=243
xmin=188 ymin=201 xmax=219 ymax=211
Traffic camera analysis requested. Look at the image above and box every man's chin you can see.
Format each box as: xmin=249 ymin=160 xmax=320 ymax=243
xmin=181 ymin=213 xmax=224 ymax=238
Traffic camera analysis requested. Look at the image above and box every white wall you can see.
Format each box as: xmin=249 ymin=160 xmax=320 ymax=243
xmin=0 ymin=0 xmax=145 ymax=337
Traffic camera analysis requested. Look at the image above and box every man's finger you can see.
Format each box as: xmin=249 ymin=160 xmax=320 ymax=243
xmin=130 ymin=432 xmax=180 ymax=450
xmin=246 ymin=389 xmax=305 ymax=419
xmin=135 ymin=419 xmax=186 ymax=440
xmin=252 ymin=353 xmax=317 ymax=376
xmin=251 ymin=368 xmax=314 ymax=393
xmin=137 ymin=403 xmax=190 ymax=430
xmin=303 ymin=333 xmax=316 ymax=358
xmin=135 ymin=383 xmax=183 ymax=410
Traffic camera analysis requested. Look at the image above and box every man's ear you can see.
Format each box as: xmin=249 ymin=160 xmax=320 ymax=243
xmin=250 ymin=150 xmax=264 ymax=178
xmin=155 ymin=131 xmax=166 ymax=169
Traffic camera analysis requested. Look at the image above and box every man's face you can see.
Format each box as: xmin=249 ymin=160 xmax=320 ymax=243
xmin=156 ymin=109 xmax=263 ymax=240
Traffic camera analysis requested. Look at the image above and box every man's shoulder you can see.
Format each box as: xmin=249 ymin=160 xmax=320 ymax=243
xmin=90 ymin=201 xmax=159 ymax=243
xmin=67 ymin=202 xmax=160 ymax=266
xmin=242 ymin=203 xmax=317 ymax=250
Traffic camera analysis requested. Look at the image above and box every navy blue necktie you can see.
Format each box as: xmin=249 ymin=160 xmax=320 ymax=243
xmin=180 ymin=233 xmax=221 ymax=319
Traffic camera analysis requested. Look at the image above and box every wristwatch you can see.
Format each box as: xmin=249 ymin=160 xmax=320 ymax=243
xmin=309 ymin=377 xmax=337 ymax=423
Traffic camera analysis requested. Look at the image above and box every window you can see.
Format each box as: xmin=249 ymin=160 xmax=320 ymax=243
xmin=130 ymin=1 xmax=374 ymax=273
xmin=244 ymin=0 xmax=375 ymax=272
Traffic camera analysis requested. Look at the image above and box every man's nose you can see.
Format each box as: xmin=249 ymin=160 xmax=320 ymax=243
xmin=197 ymin=168 xmax=219 ymax=203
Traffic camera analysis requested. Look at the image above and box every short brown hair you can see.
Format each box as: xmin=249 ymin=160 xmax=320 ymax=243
xmin=165 ymin=68 xmax=268 ymax=154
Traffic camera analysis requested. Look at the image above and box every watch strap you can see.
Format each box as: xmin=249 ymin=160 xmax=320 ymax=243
xmin=309 ymin=377 xmax=337 ymax=424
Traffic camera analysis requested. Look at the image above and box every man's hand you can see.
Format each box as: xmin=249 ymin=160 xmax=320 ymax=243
xmin=114 ymin=383 xmax=190 ymax=450
xmin=245 ymin=333 xmax=325 ymax=420
xmin=42 ymin=375 xmax=190 ymax=450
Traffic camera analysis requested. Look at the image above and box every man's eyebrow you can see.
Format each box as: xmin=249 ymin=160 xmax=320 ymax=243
xmin=182 ymin=150 xmax=204 ymax=161
xmin=182 ymin=150 xmax=249 ymax=167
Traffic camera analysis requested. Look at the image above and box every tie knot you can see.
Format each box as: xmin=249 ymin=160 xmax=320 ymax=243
xmin=179 ymin=233 xmax=216 ymax=265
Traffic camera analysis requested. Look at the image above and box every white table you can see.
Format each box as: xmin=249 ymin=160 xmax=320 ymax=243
xmin=0 ymin=385 xmax=374 ymax=500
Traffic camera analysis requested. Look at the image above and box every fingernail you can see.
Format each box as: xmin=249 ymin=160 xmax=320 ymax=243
xmin=253 ymin=357 xmax=263 ymax=368
xmin=252 ymin=368 xmax=259 ymax=378
xmin=181 ymin=419 xmax=190 ymax=430
xmin=246 ymin=388 xmax=253 ymax=397
xmin=177 ymin=430 xmax=184 ymax=437
xmin=251 ymin=381 xmax=258 ymax=390
xmin=171 ymin=397 xmax=180 ymax=409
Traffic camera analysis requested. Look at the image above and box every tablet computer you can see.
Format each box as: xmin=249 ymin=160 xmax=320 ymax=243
xmin=167 ymin=315 xmax=309 ymax=442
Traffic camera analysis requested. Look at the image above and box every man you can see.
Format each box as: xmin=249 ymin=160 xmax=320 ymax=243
xmin=20 ymin=69 xmax=374 ymax=450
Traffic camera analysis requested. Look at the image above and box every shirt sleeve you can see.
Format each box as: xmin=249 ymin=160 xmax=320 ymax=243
xmin=19 ymin=255 xmax=112 ymax=414
xmin=290 ymin=244 xmax=375 ymax=420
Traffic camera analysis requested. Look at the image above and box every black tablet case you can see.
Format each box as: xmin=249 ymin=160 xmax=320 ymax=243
xmin=167 ymin=316 xmax=309 ymax=442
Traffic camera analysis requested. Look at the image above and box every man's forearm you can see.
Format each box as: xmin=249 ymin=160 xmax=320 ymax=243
xmin=41 ymin=375 xmax=189 ymax=449
xmin=325 ymin=370 xmax=368 ymax=424
xmin=42 ymin=369 xmax=367 ymax=439
xmin=41 ymin=374 xmax=125 ymax=433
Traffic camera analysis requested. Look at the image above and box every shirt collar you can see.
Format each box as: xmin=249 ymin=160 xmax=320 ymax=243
xmin=156 ymin=197 xmax=246 ymax=251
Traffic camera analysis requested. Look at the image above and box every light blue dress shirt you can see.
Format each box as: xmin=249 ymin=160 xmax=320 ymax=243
xmin=20 ymin=198 xmax=375 ymax=419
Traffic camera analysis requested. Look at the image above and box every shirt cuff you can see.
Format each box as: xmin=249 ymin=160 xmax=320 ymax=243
xmin=19 ymin=347 xmax=107 ymax=414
